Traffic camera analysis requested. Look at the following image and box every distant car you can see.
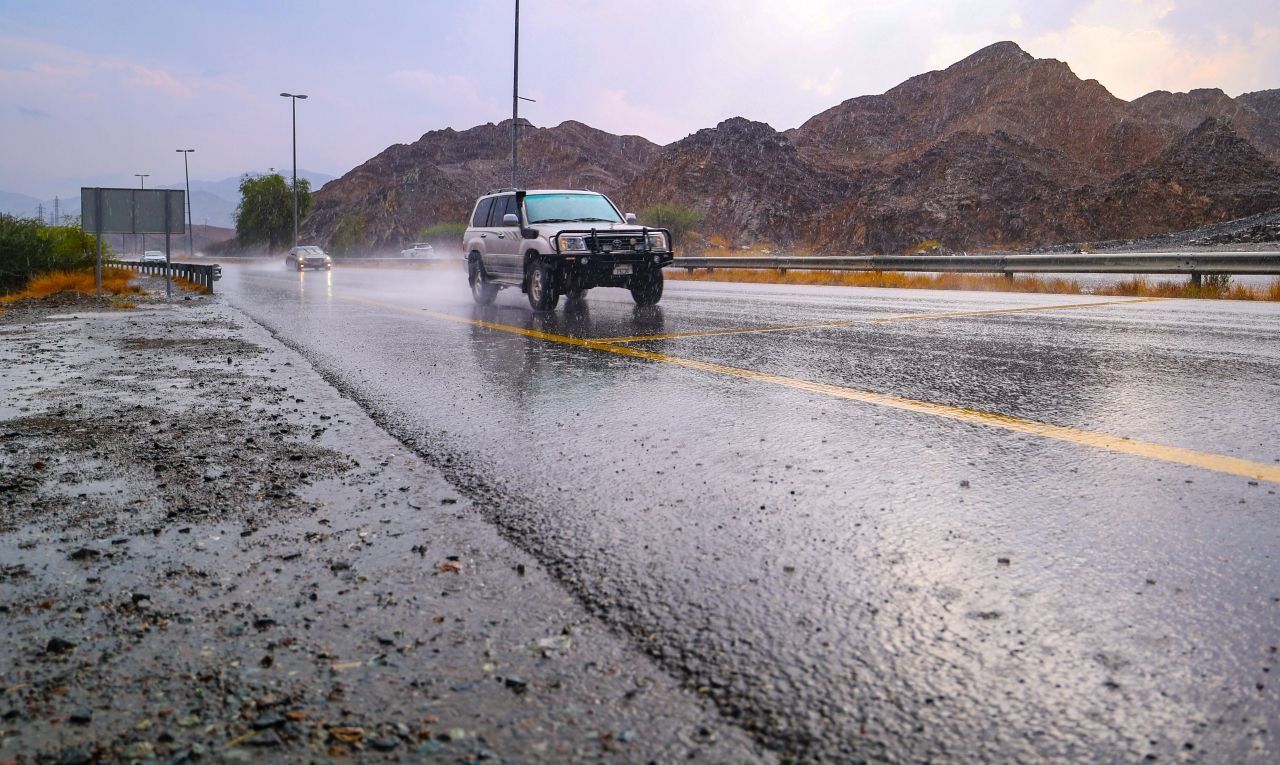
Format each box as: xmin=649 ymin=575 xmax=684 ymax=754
xmin=400 ymin=242 xmax=436 ymax=258
xmin=286 ymin=245 xmax=332 ymax=271
xmin=140 ymin=250 xmax=167 ymax=264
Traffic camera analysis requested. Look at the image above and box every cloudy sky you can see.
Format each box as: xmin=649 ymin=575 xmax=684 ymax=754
xmin=3 ymin=0 xmax=1277 ymax=197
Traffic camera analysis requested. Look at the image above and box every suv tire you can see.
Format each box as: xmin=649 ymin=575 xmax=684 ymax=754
xmin=526 ymin=260 xmax=559 ymax=311
xmin=630 ymin=268 xmax=664 ymax=306
xmin=468 ymin=256 xmax=498 ymax=305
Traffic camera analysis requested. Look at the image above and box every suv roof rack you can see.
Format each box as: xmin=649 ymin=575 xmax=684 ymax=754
xmin=484 ymin=187 xmax=519 ymax=195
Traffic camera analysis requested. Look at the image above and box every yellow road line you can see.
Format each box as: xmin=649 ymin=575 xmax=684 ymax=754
xmin=866 ymin=297 xmax=1164 ymax=324
xmin=599 ymin=297 xmax=1161 ymax=343
xmin=349 ymin=297 xmax=1280 ymax=484
xmin=595 ymin=319 xmax=860 ymax=343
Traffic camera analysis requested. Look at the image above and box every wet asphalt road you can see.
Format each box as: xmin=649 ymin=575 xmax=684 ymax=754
xmin=222 ymin=262 xmax=1280 ymax=763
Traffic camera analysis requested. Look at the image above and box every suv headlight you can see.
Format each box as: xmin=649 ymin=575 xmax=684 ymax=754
xmin=558 ymin=234 xmax=588 ymax=252
xmin=646 ymin=231 xmax=668 ymax=251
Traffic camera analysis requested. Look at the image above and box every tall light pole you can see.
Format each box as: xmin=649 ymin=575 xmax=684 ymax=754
xmin=176 ymin=150 xmax=195 ymax=256
xmin=134 ymin=173 xmax=149 ymax=255
xmin=509 ymin=1 xmax=536 ymax=189
xmin=280 ymin=92 xmax=308 ymax=248
xmin=512 ymin=0 xmax=520 ymax=188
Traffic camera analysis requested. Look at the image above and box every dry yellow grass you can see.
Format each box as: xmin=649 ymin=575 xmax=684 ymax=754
xmin=668 ymin=267 xmax=1280 ymax=301
xmin=170 ymin=275 xmax=211 ymax=295
xmin=1 ymin=267 xmax=143 ymax=304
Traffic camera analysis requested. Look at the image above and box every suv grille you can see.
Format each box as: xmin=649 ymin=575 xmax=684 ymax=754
xmin=591 ymin=234 xmax=645 ymax=253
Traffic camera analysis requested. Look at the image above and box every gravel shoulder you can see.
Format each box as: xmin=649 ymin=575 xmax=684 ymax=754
xmin=0 ymin=282 xmax=771 ymax=764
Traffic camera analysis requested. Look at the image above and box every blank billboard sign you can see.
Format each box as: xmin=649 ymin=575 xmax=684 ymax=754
xmin=81 ymin=188 xmax=185 ymax=234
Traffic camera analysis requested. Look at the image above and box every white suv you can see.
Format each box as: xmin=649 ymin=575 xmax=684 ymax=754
xmin=400 ymin=242 xmax=436 ymax=258
xmin=462 ymin=188 xmax=673 ymax=311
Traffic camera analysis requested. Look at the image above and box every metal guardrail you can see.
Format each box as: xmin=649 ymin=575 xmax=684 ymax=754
xmin=331 ymin=256 xmax=462 ymax=264
xmin=670 ymin=252 xmax=1280 ymax=284
xmin=114 ymin=260 xmax=222 ymax=293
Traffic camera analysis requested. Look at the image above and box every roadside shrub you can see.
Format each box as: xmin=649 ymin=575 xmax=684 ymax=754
xmin=1203 ymin=273 xmax=1232 ymax=295
xmin=640 ymin=204 xmax=702 ymax=247
xmin=415 ymin=221 xmax=466 ymax=244
xmin=0 ymin=214 xmax=101 ymax=295
xmin=669 ymin=268 xmax=1280 ymax=301
xmin=912 ymin=239 xmax=945 ymax=254
xmin=330 ymin=212 xmax=367 ymax=257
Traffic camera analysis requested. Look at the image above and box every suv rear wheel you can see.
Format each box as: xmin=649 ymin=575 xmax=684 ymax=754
xmin=468 ymin=255 xmax=498 ymax=305
xmin=630 ymin=268 xmax=664 ymax=306
xmin=526 ymin=260 xmax=560 ymax=311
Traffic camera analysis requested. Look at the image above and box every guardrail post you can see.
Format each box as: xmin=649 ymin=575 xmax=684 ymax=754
xmin=1190 ymin=273 xmax=1202 ymax=287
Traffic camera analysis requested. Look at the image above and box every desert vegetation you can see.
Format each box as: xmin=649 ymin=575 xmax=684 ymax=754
xmin=640 ymin=204 xmax=702 ymax=246
xmin=0 ymin=214 xmax=103 ymax=295
xmin=667 ymin=267 xmax=1280 ymax=301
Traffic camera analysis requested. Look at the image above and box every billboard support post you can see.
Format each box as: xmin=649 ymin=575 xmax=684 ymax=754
xmin=94 ymin=188 xmax=103 ymax=297
xmin=164 ymin=192 xmax=172 ymax=299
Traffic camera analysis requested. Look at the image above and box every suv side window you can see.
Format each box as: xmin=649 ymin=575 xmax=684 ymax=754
xmin=471 ymin=197 xmax=494 ymax=228
xmin=487 ymin=195 xmax=516 ymax=227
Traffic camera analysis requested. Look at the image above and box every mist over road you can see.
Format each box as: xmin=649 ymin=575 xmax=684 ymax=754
xmin=224 ymin=262 xmax=1280 ymax=762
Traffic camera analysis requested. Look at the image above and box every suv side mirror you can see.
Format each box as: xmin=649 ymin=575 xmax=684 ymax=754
xmin=503 ymin=213 xmax=519 ymax=226
xmin=625 ymin=213 xmax=637 ymax=224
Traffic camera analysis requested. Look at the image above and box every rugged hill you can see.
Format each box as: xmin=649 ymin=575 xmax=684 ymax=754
xmin=785 ymin=41 xmax=1161 ymax=184
xmin=619 ymin=117 xmax=853 ymax=244
xmin=302 ymin=120 xmax=657 ymax=252
xmin=304 ymin=41 xmax=1280 ymax=254
xmin=1073 ymin=117 xmax=1280 ymax=239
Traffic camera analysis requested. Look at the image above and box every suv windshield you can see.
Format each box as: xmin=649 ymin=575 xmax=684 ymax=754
xmin=525 ymin=193 xmax=623 ymax=224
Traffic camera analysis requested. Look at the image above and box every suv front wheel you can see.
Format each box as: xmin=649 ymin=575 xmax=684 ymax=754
xmin=526 ymin=260 xmax=559 ymax=312
xmin=630 ymin=268 xmax=664 ymax=306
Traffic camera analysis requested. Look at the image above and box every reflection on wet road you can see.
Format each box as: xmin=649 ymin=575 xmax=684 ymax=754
xmin=225 ymin=263 xmax=1280 ymax=763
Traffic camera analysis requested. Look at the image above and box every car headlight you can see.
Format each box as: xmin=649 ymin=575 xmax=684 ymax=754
xmin=646 ymin=231 xmax=668 ymax=251
xmin=558 ymin=234 xmax=588 ymax=252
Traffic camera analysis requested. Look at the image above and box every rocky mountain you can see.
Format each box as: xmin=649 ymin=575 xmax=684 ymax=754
xmin=618 ymin=117 xmax=853 ymax=243
xmin=1073 ymin=117 xmax=1280 ymax=239
xmin=785 ymin=41 xmax=1161 ymax=184
xmin=304 ymin=41 xmax=1280 ymax=254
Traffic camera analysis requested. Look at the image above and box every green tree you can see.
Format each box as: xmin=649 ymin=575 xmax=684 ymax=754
xmin=234 ymin=173 xmax=312 ymax=252
xmin=640 ymin=203 xmax=702 ymax=246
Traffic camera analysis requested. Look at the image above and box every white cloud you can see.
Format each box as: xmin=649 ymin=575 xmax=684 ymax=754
xmin=914 ymin=0 xmax=1280 ymax=100
xmin=1020 ymin=0 xmax=1280 ymax=98
xmin=801 ymin=68 xmax=845 ymax=99
xmin=389 ymin=69 xmax=481 ymax=106
xmin=0 ymin=34 xmax=214 ymax=99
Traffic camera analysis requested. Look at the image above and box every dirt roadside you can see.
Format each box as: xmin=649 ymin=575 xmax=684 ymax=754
xmin=0 ymin=282 xmax=771 ymax=764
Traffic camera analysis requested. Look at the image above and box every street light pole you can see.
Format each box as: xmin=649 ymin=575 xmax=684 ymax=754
xmin=176 ymin=149 xmax=195 ymax=256
xmin=512 ymin=0 xmax=519 ymax=188
xmin=134 ymin=173 xmax=149 ymax=255
xmin=280 ymin=92 xmax=308 ymax=248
